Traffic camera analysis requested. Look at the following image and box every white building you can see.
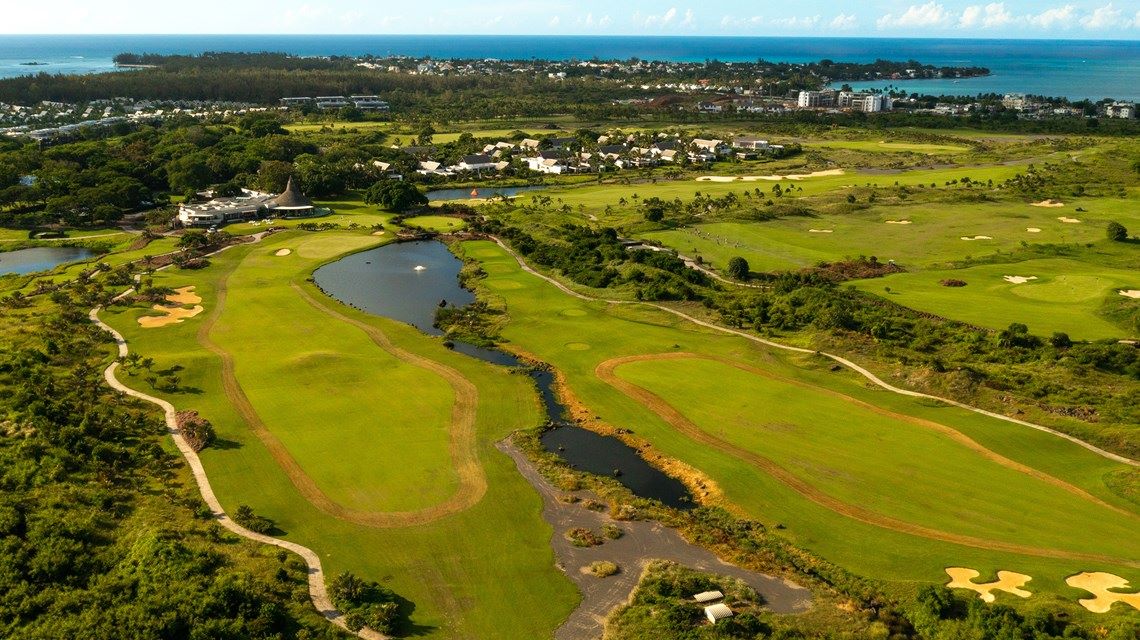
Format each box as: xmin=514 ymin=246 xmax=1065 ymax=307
xmin=177 ymin=179 xmax=314 ymax=227
xmin=797 ymin=90 xmax=836 ymax=108
xmin=704 ymin=603 xmax=733 ymax=624
xmin=1106 ymin=102 xmax=1136 ymax=119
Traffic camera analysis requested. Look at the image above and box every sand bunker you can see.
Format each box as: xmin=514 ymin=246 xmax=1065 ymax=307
xmin=1119 ymin=290 xmax=1140 ymax=299
xmin=1066 ymin=572 xmax=1140 ymax=613
xmin=1003 ymin=276 xmax=1038 ymax=284
xmin=164 ymin=286 xmax=201 ymax=305
xmin=885 ymin=220 xmax=912 ymax=225
xmin=946 ymin=568 xmax=1032 ymax=603
xmin=138 ymin=286 xmax=205 ymax=328
xmin=372 ymin=231 xmax=386 ymax=236
xmin=697 ymin=169 xmax=844 ymax=182
xmin=808 ymin=229 xmax=834 ymax=234
xmin=960 ymin=235 xmax=993 ymax=241
xmin=1026 ymin=227 xmax=1042 ymax=233
xmin=1032 ymin=200 xmax=1065 ymax=208
xmin=1057 ymin=217 xmax=1082 ymax=224
xmin=275 ymin=248 xmax=292 ymax=256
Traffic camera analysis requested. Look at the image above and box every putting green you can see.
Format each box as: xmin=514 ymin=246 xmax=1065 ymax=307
xmin=854 ymin=259 xmax=1140 ymax=339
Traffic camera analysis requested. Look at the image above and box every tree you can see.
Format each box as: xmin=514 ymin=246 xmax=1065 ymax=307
xmin=1050 ymin=332 xmax=1072 ymax=349
xmin=1106 ymin=220 xmax=1128 ymax=241
xmin=363 ymin=179 xmax=427 ymax=212
xmin=644 ymin=205 xmax=664 ymax=222
xmin=416 ymin=123 xmax=436 ymax=146
xmin=726 ymin=256 xmax=750 ymax=281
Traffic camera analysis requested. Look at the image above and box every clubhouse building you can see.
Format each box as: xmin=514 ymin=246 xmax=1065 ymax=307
xmin=177 ymin=178 xmax=316 ymax=227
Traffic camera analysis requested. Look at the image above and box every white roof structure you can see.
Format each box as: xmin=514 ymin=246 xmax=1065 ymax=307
xmin=704 ymin=603 xmax=733 ymax=623
xmin=693 ymin=590 xmax=724 ymax=603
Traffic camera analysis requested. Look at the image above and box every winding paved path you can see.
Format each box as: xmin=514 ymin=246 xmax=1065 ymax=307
xmin=90 ymin=305 xmax=386 ymax=640
xmin=490 ymin=238 xmax=1137 ymax=469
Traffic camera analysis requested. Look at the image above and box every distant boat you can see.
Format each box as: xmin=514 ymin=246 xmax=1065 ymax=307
xmin=470 ymin=189 xmax=479 ymax=198
xmin=414 ymin=265 xmax=426 ymax=272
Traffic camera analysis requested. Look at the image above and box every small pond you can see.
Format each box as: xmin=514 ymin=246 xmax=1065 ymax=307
xmin=425 ymin=185 xmax=549 ymax=201
xmin=314 ymin=239 xmax=694 ymax=509
xmin=0 ymin=246 xmax=96 ymax=276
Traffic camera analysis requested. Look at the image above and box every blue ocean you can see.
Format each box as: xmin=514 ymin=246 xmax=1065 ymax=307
xmin=1 ymin=35 xmax=1137 ymax=101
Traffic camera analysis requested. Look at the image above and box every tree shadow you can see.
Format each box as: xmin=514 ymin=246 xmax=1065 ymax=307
xmin=209 ymin=437 xmax=242 ymax=450
xmin=391 ymin=594 xmax=436 ymax=637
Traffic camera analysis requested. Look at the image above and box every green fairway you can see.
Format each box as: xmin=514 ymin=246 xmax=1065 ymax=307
xmin=804 ymin=140 xmax=971 ymax=154
xmin=403 ymin=215 xmax=468 ymax=232
xmin=852 ymin=258 xmax=1140 ymax=339
xmin=459 ymin=239 xmax=1140 ymax=597
xmin=102 ymin=232 xmax=579 ymax=638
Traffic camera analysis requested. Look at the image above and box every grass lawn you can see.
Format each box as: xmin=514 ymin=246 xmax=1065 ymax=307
xmin=459 ymin=239 xmax=1140 ymax=601
xmin=101 ymin=231 xmax=578 ymax=639
xmin=803 ymin=140 xmax=971 ymax=154
xmin=403 ymin=215 xmax=468 ymax=233
xmin=853 ymin=258 xmax=1140 ymax=339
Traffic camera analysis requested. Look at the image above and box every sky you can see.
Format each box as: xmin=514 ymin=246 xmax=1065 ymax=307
xmin=3 ymin=1 xmax=1140 ymax=38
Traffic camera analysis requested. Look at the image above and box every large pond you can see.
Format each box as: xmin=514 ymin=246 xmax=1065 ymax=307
xmin=0 ymin=246 xmax=96 ymax=276
xmin=425 ymin=185 xmax=549 ymax=202
xmin=313 ymin=239 xmax=693 ymax=509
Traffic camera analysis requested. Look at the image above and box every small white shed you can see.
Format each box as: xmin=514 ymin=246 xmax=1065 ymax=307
xmin=704 ymin=603 xmax=733 ymax=624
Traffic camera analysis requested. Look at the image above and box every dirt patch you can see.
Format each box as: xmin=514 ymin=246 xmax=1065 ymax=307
xmin=1003 ymin=276 xmax=1038 ymax=285
xmin=885 ymin=220 xmax=912 ymax=225
xmin=275 ymin=248 xmax=292 ymax=256
xmin=1118 ymin=290 xmax=1140 ymax=299
xmin=1057 ymin=217 xmax=1082 ymax=224
xmin=565 ymin=342 xmax=591 ymax=351
xmin=697 ymin=169 xmax=844 ymax=182
xmin=945 ymin=567 xmax=1032 ymax=603
xmin=960 ymin=235 xmax=993 ymax=241
xmin=1066 ymin=572 xmax=1140 ymax=613
xmin=497 ymin=440 xmax=811 ymax=640
xmin=1026 ymin=227 xmax=1042 ymax=233
xmin=1032 ymin=200 xmax=1065 ymax=208
xmin=808 ymin=229 xmax=834 ymax=234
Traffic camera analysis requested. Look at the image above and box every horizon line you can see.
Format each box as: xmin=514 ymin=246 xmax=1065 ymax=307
xmin=4 ymin=33 xmax=1140 ymax=42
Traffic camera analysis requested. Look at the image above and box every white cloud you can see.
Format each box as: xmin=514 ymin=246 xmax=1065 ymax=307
xmin=680 ymin=9 xmax=696 ymax=29
xmin=829 ymin=13 xmax=858 ymax=30
xmin=580 ymin=12 xmax=612 ymax=29
xmin=1027 ymin=5 xmax=1077 ymax=28
xmin=771 ymin=15 xmax=821 ymax=28
xmin=1080 ymin=3 xmax=1126 ymax=29
xmin=981 ymin=3 xmax=1014 ymax=27
xmin=959 ymin=5 xmax=982 ymax=27
xmin=548 ymin=16 xmax=560 ymax=27
xmin=877 ymin=2 xmax=953 ymax=29
xmin=639 ymin=7 xmax=678 ymax=29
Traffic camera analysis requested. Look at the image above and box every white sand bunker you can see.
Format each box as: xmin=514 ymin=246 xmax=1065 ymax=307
xmin=138 ymin=286 xmax=204 ymax=328
xmin=1032 ymin=200 xmax=1065 ymax=208
xmin=808 ymin=229 xmax=834 ymax=233
xmin=1066 ymin=572 xmax=1140 ymax=613
xmin=1057 ymin=217 xmax=1081 ymax=224
xmin=372 ymin=231 xmax=386 ymax=236
xmin=1026 ymin=227 xmax=1042 ymax=233
xmin=946 ymin=568 xmax=1032 ymax=603
xmin=885 ymin=220 xmax=912 ymax=225
xmin=274 ymin=248 xmax=292 ymax=256
xmin=697 ymin=169 xmax=844 ymax=182
xmin=1120 ymin=290 xmax=1140 ymax=299
xmin=1003 ymin=275 xmax=1038 ymax=284
xmin=960 ymin=235 xmax=993 ymax=241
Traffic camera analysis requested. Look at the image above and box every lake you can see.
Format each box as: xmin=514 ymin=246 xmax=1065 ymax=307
xmin=0 ymin=246 xmax=95 ymax=276
xmin=425 ymin=186 xmax=549 ymax=202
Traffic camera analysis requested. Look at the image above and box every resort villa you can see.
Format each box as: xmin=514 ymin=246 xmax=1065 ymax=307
xmin=177 ymin=177 xmax=316 ymax=227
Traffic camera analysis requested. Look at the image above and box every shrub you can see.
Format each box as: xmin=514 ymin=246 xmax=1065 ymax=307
xmin=232 ymin=504 xmax=275 ymax=535
xmin=939 ymin=279 xmax=967 ymax=287
xmin=566 ymin=527 xmax=603 ymax=547
xmin=726 ymin=256 xmax=750 ymax=281
xmin=602 ymin=523 xmax=624 ymax=540
xmin=590 ymin=560 xmax=619 ymax=577
xmin=176 ymin=410 xmax=215 ymax=452
xmin=1107 ymin=220 xmax=1128 ymax=241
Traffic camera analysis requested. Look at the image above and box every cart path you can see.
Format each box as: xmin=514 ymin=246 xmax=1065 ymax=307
xmin=498 ymin=439 xmax=812 ymax=640
xmin=490 ymin=237 xmax=1137 ymax=469
xmin=191 ymin=263 xmax=485 ymax=528
xmin=90 ymin=305 xmax=387 ymax=640
xmin=594 ymin=352 xmax=1139 ymax=568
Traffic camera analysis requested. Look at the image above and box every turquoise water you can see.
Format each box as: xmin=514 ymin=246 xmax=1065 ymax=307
xmin=1 ymin=35 xmax=1137 ymax=100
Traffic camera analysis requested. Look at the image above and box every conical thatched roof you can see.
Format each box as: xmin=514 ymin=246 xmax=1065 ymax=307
xmin=272 ymin=177 xmax=313 ymax=209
